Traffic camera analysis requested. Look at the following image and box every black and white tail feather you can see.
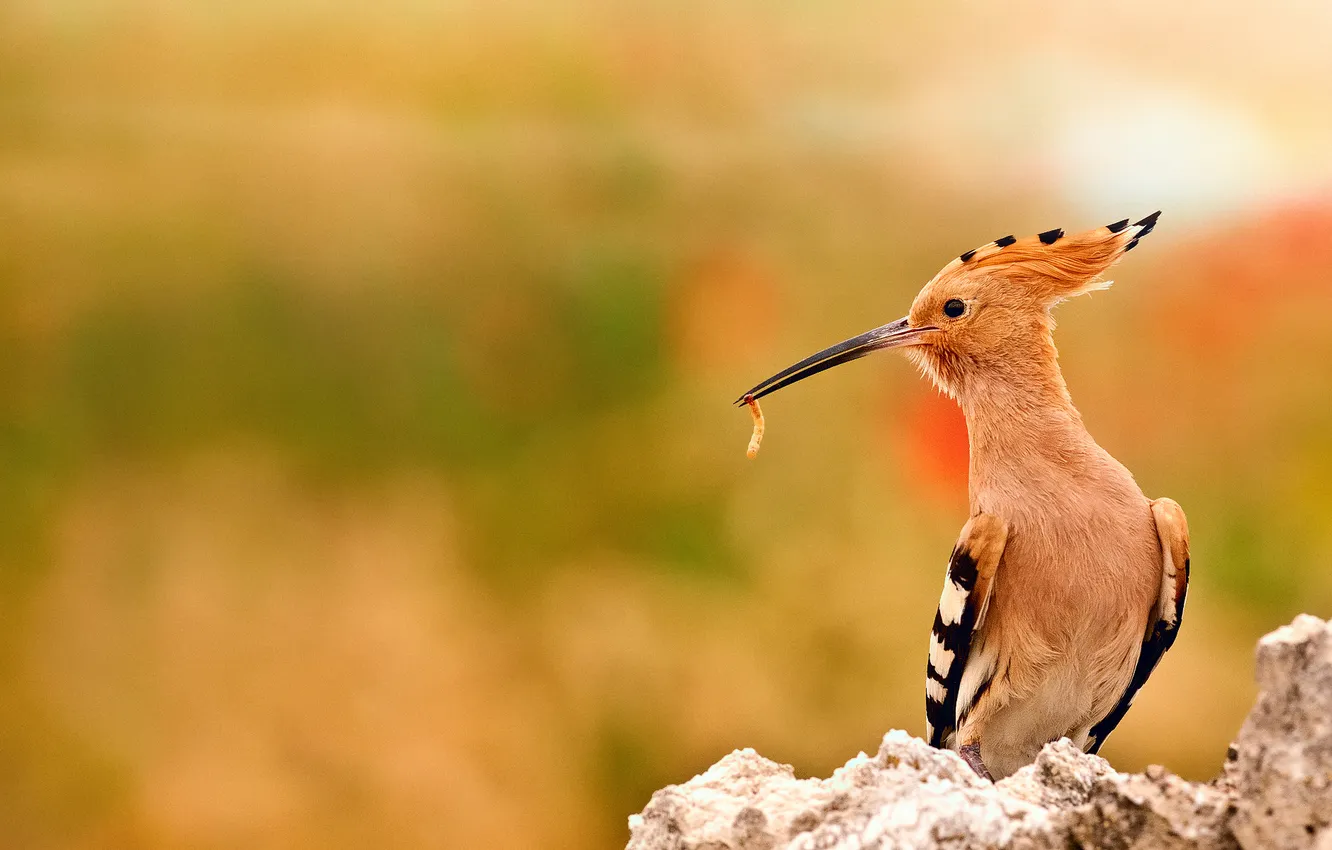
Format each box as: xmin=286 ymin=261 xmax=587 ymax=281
xmin=1086 ymin=497 xmax=1190 ymax=752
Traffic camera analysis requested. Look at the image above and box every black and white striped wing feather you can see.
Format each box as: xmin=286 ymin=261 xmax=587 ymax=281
xmin=925 ymin=513 xmax=1009 ymax=750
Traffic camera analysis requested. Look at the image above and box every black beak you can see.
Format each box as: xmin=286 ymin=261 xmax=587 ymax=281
xmin=734 ymin=317 xmax=935 ymax=404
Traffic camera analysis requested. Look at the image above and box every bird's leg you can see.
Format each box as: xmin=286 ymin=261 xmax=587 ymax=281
xmin=958 ymin=743 xmax=994 ymax=782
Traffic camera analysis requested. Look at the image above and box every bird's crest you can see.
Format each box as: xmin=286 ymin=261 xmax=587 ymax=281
xmin=934 ymin=212 xmax=1160 ymax=303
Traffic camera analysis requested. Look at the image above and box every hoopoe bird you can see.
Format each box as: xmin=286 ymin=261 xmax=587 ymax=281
xmin=736 ymin=213 xmax=1189 ymax=780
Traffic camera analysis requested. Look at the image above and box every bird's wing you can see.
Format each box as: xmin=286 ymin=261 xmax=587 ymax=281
xmin=925 ymin=513 xmax=1009 ymax=750
xmin=1086 ymin=497 xmax=1191 ymax=753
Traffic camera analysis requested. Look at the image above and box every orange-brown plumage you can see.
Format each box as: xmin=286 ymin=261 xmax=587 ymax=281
xmin=738 ymin=212 xmax=1187 ymax=780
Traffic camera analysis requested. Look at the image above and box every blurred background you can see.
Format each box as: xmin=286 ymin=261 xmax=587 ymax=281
xmin=3 ymin=1 xmax=1332 ymax=847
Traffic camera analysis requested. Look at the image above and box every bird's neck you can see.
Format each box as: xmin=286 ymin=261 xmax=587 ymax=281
xmin=951 ymin=336 xmax=1098 ymax=508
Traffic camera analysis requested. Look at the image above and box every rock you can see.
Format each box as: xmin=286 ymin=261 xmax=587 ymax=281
xmin=627 ymin=733 xmax=1052 ymax=850
xmin=627 ymin=733 xmax=1233 ymax=850
xmin=1058 ymin=762 xmax=1236 ymax=850
xmin=626 ymin=615 xmax=1332 ymax=850
xmin=1227 ymin=614 xmax=1332 ymax=850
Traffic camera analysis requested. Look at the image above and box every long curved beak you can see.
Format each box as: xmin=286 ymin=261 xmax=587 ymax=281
xmin=734 ymin=317 xmax=934 ymax=404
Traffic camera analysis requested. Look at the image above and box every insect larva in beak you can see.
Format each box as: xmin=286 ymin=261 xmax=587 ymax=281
xmin=744 ymin=394 xmax=764 ymax=459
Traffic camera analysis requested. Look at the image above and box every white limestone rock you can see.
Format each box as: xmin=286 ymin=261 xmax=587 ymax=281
xmin=628 ymin=616 xmax=1332 ymax=850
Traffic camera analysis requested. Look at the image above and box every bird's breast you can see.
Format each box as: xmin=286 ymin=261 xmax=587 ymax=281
xmin=984 ymin=486 xmax=1160 ymax=649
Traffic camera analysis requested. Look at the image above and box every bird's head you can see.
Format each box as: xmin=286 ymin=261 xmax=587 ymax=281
xmin=737 ymin=213 xmax=1159 ymax=405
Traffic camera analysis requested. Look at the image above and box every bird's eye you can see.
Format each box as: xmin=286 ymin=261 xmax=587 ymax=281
xmin=943 ymin=299 xmax=966 ymax=318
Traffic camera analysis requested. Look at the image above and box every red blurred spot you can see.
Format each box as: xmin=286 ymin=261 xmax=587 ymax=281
xmin=1155 ymin=201 xmax=1332 ymax=364
xmin=886 ymin=386 xmax=969 ymax=507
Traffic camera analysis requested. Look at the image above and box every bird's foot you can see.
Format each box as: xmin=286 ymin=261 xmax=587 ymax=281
xmin=959 ymin=743 xmax=994 ymax=782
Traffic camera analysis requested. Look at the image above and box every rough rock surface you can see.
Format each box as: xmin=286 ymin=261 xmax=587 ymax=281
xmin=627 ymin=615 xmax=1332 ymax=850
xmin=1225 ymin=615 xmax=1332 ymax=850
